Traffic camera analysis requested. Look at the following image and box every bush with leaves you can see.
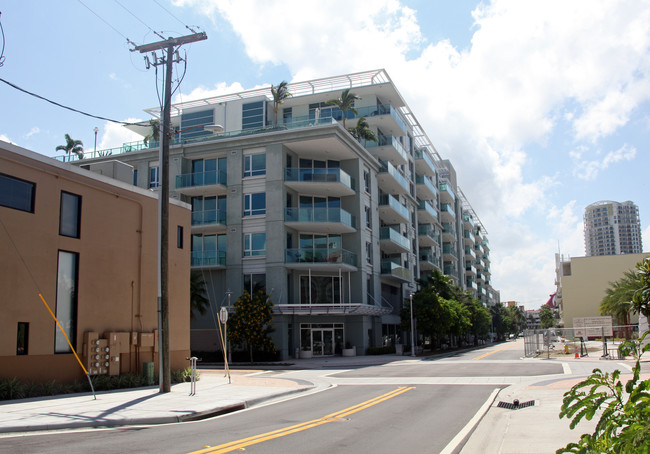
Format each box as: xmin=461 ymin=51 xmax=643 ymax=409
xmin=227 ymin=290 xmax=276 ymax=362
xmin=557 ymin=330 xmax=650 ymax=453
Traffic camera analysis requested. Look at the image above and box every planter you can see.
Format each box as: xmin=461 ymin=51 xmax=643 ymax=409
xmin=395 ymin=343 xmax=403 ymax=355
xmin=342 ymin=346 xmax=356 ymax=357
xmin=300 ymin=350 xmax=313 ymax=359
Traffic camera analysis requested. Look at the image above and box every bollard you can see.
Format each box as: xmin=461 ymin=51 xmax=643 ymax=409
xmin=186 ymin=356 xmax=199 ymax=396
xmin=143 ymin=361 xmax=155 ymax=385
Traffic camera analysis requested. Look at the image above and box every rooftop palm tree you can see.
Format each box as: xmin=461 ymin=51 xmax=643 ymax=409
xmin=326 ymin=89 xmax=360 ymax=128
xmin=348 ymin=116 xmax=378 ymax=143
xmin=55 ymin=134 xmax=84 ymax=161
xmin=271 ymin=81 xmax=292 ymax=127
xmin=143 ymin=119 xmax=161 ymax=147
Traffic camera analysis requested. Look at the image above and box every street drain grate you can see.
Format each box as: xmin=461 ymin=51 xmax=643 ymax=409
xmin=497 ymin=400 xmax=535 ymax=410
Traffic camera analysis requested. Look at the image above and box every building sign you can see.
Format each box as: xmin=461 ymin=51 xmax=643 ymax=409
xmin=573 ymin=316 xmax=613 ymax=338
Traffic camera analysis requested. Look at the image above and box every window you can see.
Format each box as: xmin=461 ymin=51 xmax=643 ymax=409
xmin=177 ymin=226 xmax=183 ymax=249
xmin=180 ymin=109 xmax=214 ymax=141
xmin=363 ymin=169 xmax=370 ymax=193
xmin=133 ymin=169 xmax=138 ymax=186
xmin=242 ymin=101 xmax=265 ymax=130
xmin=300 ymin=275 xmax=341 ymax=304
xmin=244 ymin=273 xmax=266 ymax=294
xmin=59 ymin=191 xmax=81 ymax=238
xmin=366 ymin=241 xmax=373 ymax=264
xmin=282 ymin=108 xmax=292 ymax=124
xmin=149 ymin=166 xmax=159 ymax=188
xmin=244 ymin=153 xmax=266 ymax=177
xmin=244 ymin=193 xmax=266 ymax=216
xmin=17 ymin=322 xmax=29 ymax=355
xmin=191 ymin=233 xmax=226 ymax=266
xmin=55 ymin=251 xmax=78 ymax=353
xmin=244 ymin=232 xmax=266 ymax=256
xmin=365 ymin=206 xmax=372 ymax=229
xmin=0 ymin=173 xmax=35 ymax=213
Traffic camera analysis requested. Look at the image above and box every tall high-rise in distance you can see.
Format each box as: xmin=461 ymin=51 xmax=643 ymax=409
xmin=584 ymin=200 xmax=642 ymax=256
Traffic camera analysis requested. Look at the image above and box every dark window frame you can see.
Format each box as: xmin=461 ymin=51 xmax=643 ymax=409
xmin=17 ymin=322 xmax=29 ymax=356
xmin=59 ymin=191 xmax=82 ymax=238
xmin=0 ymin=172 xmax=36 ymax=213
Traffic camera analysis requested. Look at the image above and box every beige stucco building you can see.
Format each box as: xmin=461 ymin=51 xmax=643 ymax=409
xmin=556 ymin=252 xmax=650 ymax=328
xmin=0 ymin=141 xmax=191 ymax=383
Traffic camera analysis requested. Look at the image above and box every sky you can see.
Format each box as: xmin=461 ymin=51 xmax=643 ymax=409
xmin=1 ymin=0 xmax=649 ymax=310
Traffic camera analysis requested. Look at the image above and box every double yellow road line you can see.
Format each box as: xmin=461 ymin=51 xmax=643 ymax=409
xmin=188 ymin=386 xmax=414 ymax=454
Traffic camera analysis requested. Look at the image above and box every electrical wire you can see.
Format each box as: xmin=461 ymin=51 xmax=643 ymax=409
xmin=152 ymin=0 xmax=198 ymax=34
xmin=0 ymin=12 xmax=6 ymax=67
xmin=0 ymin=77 xmax=140 ymax=125
xmin=114 ymin=0 xmax=165 ymax=41
xmin=77 ymin=0 xmax=138 ymax=48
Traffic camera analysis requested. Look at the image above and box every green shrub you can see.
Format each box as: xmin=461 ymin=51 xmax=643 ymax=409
xmin=366 ymin=345 xmax=396 ymax=355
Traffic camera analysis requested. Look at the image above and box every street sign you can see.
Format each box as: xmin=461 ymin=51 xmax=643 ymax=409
xmin=219 ymin=307 xmax=228 ymax=324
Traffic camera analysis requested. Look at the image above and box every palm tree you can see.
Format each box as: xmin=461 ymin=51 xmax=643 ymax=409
xmin=190 ymin=270 xmax=210 ymax=319
xmin=143 ymin=119 xmax=161 ymax=147
xmin=56 ymin=134 xmax=84 ymax=161
xmin=600 ymin=270 xmax=639 ymax=325
xmin=270 ymin=81 xmax=292 ymax=127
xmin=326 ymin=89 xmax=360 ymax=128
xmin=348 ymin=116 xmax=378 ymax=143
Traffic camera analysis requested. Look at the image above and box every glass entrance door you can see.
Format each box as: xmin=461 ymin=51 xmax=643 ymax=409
xmin=312 ymin=329 xmax=334 ymax=356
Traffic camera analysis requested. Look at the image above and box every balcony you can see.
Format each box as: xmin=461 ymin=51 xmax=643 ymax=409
xmin=414 ymin=148 xmax=436 ymax=177
xmin=355 ymin=103 xmax=407 ymax=136
xmin=475 ymin=258 xmax=484 ymax=270
xmin=363 ymin=135 xmax=408 ymax=166
xmin=378 ymin=194 xmax=410 ymax=224
xmin=418 ymin=224 xmax=439 ymax=247
xmin=417 ymin=200 xmax=439 ymax=224
xmin=176 ymin=170 xmax=227 ymax=196
xmin=415 ymin=175 xmax=437 ymax=201
xmin=379 ymin=227 xmax=410 ymax=254
xmin=462 ymin=214 xmax=475 ymax=229
xmin=476 ymin=271 xmax=485 ymax=283
xmin=465 ymin=262 xmax=477 ymax=276
xmin=465 ymin=246 xmax=476 ymax=261
xmin=380 ymin=260 xmax=412 ymax=283
xmin=443 ymin=243 xmax=458 ymax=261
xmin=481 ymin=239 xmax=490 ymax=251
xmin=284 ymin=168 xmax=355 ymax=197
xmin=191 ymin=209 xmax=227 ymax=234
xmin=377 ymin=161 xmax=410 ymax=195
xmin=466 ymin=278 xmax=478 ymax=290
xmin=442 ymin=223 xmax=457 ymax=242
xmin=419 ymin=248 xmax=438 ymax=271
xmin=285 ymin=247 xmax=357 ymax=272
xmin=440 ymin=203 xmax=455 ymax=223
xmin=438 ymin=183 xmax=456 ymax=204
xmin=191 ymin=250 xmax=226 ymax=269
xmin=444 ymin=263 xmax=459 ymax=280
xmin=463 ymin=230 xmax=475 ymax=247
xmin=285 ymin=207 xmax=356 ymax=234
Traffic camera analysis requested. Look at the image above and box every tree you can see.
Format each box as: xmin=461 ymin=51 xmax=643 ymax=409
xmin=490 ymin=303 xmax=512 ymax=341
xmin=599 ymin=269 xmax=640 ymax=326
xmin=143 ymin=119 xmax=161 ymax=146
xmin=539 ymin=304 xmax=555 ymax=329
xmin=56 ymin=134 xmax=84 ymax=161
xmin=270 ymin=81 xmax=292 ymax=127
xmin=557 ymin=331 xmax=650 ymax=453
xmin=348 ymin=116 xmax=378 ymax=143
xmin=326 ymin=88 xmax=360 ymax=128
xmin=507 ymin=305 xmax=527 ymax=334
xmin=227 ymin=290 xmax=275 ymax=362
xmin=189 ymin=270 xmax=209 ymax=319
xmin=466 ymin=299 xmax=492 ymax=345
xmin=633 ymin=257 xmax=650 ymax=318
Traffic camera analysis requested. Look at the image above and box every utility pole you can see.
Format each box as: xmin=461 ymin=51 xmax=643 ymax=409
xmin=132 ymin=32 xmax=207 ymax=393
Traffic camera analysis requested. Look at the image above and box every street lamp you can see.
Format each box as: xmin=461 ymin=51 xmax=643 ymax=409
xmin=410 ymin=292 xmax=415 ymax=357
xmin=93 ymin=127 xmax=99 ymax=154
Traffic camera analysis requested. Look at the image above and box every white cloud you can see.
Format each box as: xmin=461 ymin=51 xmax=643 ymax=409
xmin=96 ymin=119 xmax=145 ymax=151
xmin=571 ymin=144 xmax=637 ymax=180
xmin=175 ymin=81 xmax=249 ymax=103
xmin=643 ymin=224 xmax=650 ymax=252
xmin=0 ymin=134 xmax=17 ymax=145
xmin=25 ymin=127 xmax=40 ymax=139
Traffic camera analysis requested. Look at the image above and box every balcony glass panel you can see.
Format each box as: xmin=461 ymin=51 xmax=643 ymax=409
xmin=177 ymin=169 xmax=227 ymax=189
xmin=418 ymin=200 xmax=438 ymax=220
xmin=439 ymin=183 xmax=456 ymax=201
xmin=380 ymin=227 xmax=410 ymax=250
xmin=418 ymin=224 xmax=437 ymax=238
xmin=285 ymin=207 xmax=355 ymax=229
xmin=378 ymin=161 xmax=409 ymax=192
xmin=379 ymin=194 xmax=409 ymax=220
xmin=285 ymin=248 xmax=357 ymax=267
xmin=191 ymin=250 xmax=226 ymax=267
xmin=443 ymin=243 xmax=458 ymax=258
xmin=285 ymin=167 xmax=354 ymax=190
xmin=380 ymin=260 xmax=412 ymax=280
xmin=364 ymin=135 xmax=408 ymax=163
xmin=355 ymin=104 xmax=407 ymax=133
xmin=442 ymin=223 xmax=457 ymax=238
xmin=440 ymin=203 xmax=455 ymax=218
xmin=191 ymin=209 xmax=226 ymax=226
xmin=414 ymin=148 xmax=436 ymax=173
xmin=415 ymin=175 xmax=437 ymax=198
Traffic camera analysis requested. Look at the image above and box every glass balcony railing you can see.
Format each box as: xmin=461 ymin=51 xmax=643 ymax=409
xmin=191 ymin=209 xmax=226 ymax=226
xmin=418 ymin=224 xmax=437 ymax=240
xmin=443 ymin=243 xmax=458 ymax=258
xmin=463 ymin=214 xmax=475 ymax=228
xmin=355 ymin=104 xmax=407 ymax=133
xmin=440 ymin=203 xmax=455 ymax=218
xmin=415 ymin=175 xmax=437 ymax=199
xmin=285 ymin=207 xmax=356 ymax=229
xmin=380 ymin=260 xmax=412 ymax=281
xmin=418 ymin=200 xmax=439 ymax=220
xmin=464 ymin=247 xmax=476 ymax=259
xmin=285 ymin=248 xmax=357 ymax=267
xmin=439 ymin=183 xmax=456 ymax=201
xmin=443 ymin=264 xmax=459 ymax=279
xmin=414 ymin=148 xmax=436 ymax=173
xmin=285 ymin=167 xmax=354 ymax=190
xmin=420 ymin=250 xmax=437 ymax=263
xmin=191 ymin=250 xmax=226 ymax=267
xmin=380 ymin=227 xmax=410 ymax=250
xmin=379 ymin=194 xmax=409 ymax=220
xmin=378 ymin=161 xmax=409 ymax=192
xmin=442 ymin=223 xmax=457 ymax=239
xmin=364 ymin=135 xmax=408 ymax=163
xmin=176 ymin=170 xmax=227 ymax=189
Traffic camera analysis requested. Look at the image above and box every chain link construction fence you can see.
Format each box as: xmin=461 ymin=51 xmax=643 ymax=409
xmin=523 ymin=325 xmax=640 ymax=359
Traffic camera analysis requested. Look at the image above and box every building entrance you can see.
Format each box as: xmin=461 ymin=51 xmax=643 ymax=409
xmin=312 ymin=329 xmax=334 ymax=356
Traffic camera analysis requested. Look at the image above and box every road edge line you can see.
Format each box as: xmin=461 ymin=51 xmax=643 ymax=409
xmin=439 ymin=387 xmax=501 ymax=454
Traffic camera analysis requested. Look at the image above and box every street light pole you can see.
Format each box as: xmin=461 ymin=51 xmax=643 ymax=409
xmin=93 ymin=127 xmax=98 ymax=155
xmin=410 ymin=292 xmax=415 ymax=357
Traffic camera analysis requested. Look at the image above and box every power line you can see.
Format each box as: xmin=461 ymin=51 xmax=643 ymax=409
xmin=0 ymin=12 xmax=6 ymax=67
xmin=152 ymin=0 xmax=198 ymax=34
xmin=77 ymin=0 xmax=138 ymax=48
xmin=0 ymin=77 xmax=139 ymax=125
xmin=114 ymin=0 xmax=165 ymax=41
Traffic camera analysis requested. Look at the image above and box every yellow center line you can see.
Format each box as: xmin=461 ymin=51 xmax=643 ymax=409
xmin=472 ymin=341 xmax=518 ymax=360
xmin=187 ymin=386 xmax=414 ymax=454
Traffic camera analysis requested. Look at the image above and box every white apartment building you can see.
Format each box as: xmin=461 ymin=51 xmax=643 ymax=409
xmin=584 ymin=200 xmax=643 ymax=256
xmin=72 ymin=70 xmax=498 ymax=359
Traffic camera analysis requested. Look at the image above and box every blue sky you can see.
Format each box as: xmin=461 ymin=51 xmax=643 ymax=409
xmin=1 ymin=0 xmax=649 ymax=309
